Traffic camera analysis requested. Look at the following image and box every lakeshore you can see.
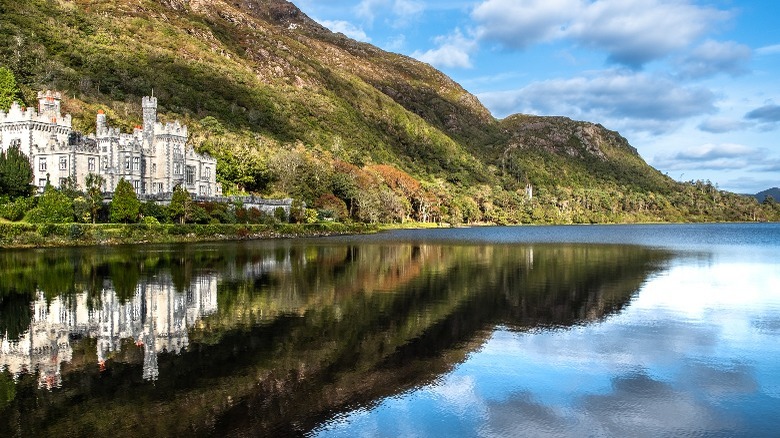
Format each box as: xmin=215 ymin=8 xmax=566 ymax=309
xmin=0 ymin=222 xmax=377 ymax=249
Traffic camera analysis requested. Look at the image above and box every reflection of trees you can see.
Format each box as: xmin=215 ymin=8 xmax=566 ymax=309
xmin=0 ymin=241 xmax=673 ymax=436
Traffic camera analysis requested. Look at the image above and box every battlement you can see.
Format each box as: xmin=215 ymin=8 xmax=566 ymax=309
xmin=142 ymin=96 xmax=158 ymax=108
xmin=0 ymin=100 xmax=72 ymax=128
xmin=37 ymin=90 xmax=62 ymax=101
xmin=155 ymin=120 xmax=188 ymax=137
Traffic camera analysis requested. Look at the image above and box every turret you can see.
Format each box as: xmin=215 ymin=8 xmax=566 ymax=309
xmin=96 ymin=109 xmax=107 ymax=132
xmin=142 ymin=95 xmax=157 ymax=145
xmin=37 ymin=90 xmax=62 ymax=117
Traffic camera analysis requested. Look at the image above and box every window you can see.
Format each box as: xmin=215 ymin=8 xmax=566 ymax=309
xmin=125 ymin=158 xmax=130 ymax=170
xmin=205 ymin=167 xmax=211 ymax=179
xmin=59 ymin=178 xmax=67 ymax=187
xmin=133 ymin=180 xmax=140 ymax=191
xmin=38 ymin=178 xmax=47 ymax=188
xmin=186 ymin=165 xmax=195 ymax=185
xmin=174 ymin=163 xmax=181 ymax=175
xmin=39 ymin=158 xmax=47 ymax=171
xmin=199 ymin=185 xmax=205 ymax=195
xmin=59 ymin=156 xmax=67 ymax=171
xmin=102 ymin=145 xmax=107 ymax=152
xmin=133 ymin=157 xmax=139 ymax=171
xmin=103 ymin=158 xmax=109 ymax=169
xmin=88 ymin=157 xmax=96 ymax=172
xmin=156 ymin=182 xmax=164 ymax=193
xmin=152 ymin=163 xmax=157 ymax=174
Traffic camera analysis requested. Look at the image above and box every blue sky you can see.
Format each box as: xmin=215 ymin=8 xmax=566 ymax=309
xmin=295 ymin=0 xmax=780 ymax=193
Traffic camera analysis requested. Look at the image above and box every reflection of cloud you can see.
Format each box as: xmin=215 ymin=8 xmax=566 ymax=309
xmin=482 ymin=370 xmax=741 ymax=438
xmin=430 ymin=375 xmax=485 ymax=416
xmin=579 ymin=372 xmax=735 ymax=437
xmin=483 ymin=391 xmax=571 ymax=438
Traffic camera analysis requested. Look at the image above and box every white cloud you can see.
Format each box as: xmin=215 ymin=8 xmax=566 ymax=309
xmin=676 ymin=40 xmax=751 ymax=79
xmin=356 ymin=0 xmax=425 ymax=27
xmin=384 ymin=34 xmax=407 ymax=52
xmin=478 ymin=70 xmax=716 ymax=133
xmin=393 ymin=0 xmax=424 ymax=20
xmin=745 ymin=104 xmax=780 ymax=123
xmin=472 ymin=0 xmax=731 ymax=67
xmin=356 ymin=0 xmax=384 ymax=23
xmin=412 ymin=29 xmax=477 ymax=69
xmin=655 ymin=143 xmax=765 ymax=171
xmin=569 ymin=0 xmax=729 ymax=67
xmin=472 ymin=0 xmax=579 ymax=49
xmin=319 ymin=19 xmax=372 ymax=42
xmin=698 ymin=117 xmax=750 ymax=134
xmin=756 ymin=44 xmax=780 ymax=56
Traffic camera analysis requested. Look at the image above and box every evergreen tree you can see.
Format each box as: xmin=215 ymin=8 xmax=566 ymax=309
xmin=0 ymin=67 xmax=21 ymax=111
xmin=169 ymin=184 xmax=193 ymax=224
xmin=85 ymin=173 xmax=105 ymax=224
xmin=0 ymin=145 xmax=34 ymax=199
xmin=110 ymin=178 xmax=140 ymax=223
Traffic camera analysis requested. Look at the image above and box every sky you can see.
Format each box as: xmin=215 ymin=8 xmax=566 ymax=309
xmin=295 ymin=0 xmax=780 ymax=194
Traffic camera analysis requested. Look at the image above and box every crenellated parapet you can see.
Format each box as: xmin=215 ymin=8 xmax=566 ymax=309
xmin=0 ymin=101 xmax=73 ymax=128
xmin=155 ymin=120 xmax=188 ymax=138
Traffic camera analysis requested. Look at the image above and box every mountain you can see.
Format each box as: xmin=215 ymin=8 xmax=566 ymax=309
xmin=755 ymin=187 xmax=780 ymax=203
xmin=1 ymin=0 xmax=776 ymax=223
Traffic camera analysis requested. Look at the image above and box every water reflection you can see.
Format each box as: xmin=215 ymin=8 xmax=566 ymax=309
xmin=1 ymin=274 xmax=218 ymax=387
xmin=0 ymin=240 xmax=673 ymax=436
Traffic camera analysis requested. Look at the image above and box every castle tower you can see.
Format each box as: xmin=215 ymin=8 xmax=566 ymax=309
xmin=96 ymin=109 xmax=107 ymax=132
xmin=38 ymin=90 xmax=62 ymax=117
xmin=142 ymin=96 xmax=157 ymax=146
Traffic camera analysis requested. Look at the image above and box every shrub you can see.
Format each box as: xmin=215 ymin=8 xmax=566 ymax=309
xmin=0 ymin=196 xmax=35 ymax=221
xmin=273 ymin=206 xmax=288 ymax=222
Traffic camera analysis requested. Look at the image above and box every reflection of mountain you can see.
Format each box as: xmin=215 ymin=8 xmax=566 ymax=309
xmin=0 ymin=241 xmax=673 ymax=436
xmin=0 ymin=274 xmax=217 ymax=387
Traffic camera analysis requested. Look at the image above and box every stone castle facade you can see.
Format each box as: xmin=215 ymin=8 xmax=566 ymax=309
xmin=0 ymin=91 xmax=221 ymax=196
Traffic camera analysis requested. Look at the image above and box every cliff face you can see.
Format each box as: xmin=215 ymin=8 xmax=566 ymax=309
xmin=2 ymin=0 xmax=771 ymax=222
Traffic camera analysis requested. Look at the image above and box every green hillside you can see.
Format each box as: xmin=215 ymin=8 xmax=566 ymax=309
xmin=1 ymin=0 xmax=776 ymax=223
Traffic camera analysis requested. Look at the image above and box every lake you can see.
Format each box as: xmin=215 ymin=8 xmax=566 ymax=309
xmin=1 ymin=224 xmax=779 ymax=437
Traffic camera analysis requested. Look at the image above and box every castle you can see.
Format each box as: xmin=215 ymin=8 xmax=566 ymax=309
xmin=0 ymin=91 xmax=221 ymax=196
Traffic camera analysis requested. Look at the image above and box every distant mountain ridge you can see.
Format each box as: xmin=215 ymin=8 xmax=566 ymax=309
xmin=755 ymin=187 xmax=780 ymax=203
xmin=1 ymin=0 xmax=777 ymax=223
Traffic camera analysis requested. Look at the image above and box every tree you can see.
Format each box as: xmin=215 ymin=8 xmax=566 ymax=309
xmin=85 ymin=173 xmax=105 ymax=224
xmin=0 ymin=66 xmax=21 ymax=111
xmin=110 ymin=178 xmax=140 ymax=223
xmin=168 ymin=184 xmax=193 ymax=224
xmin=28 ymin=183 xmax=73 ymax=223
xmin=0 ymin=144 xmax=34 ymax=199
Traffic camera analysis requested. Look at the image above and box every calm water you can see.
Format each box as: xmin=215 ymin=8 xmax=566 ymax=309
xmin=1 ymin=224 xmax=778 ymax=437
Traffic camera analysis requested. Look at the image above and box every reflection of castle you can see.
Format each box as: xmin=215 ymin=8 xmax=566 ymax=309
xmin=0 ymin=274 xmax=217 ymax=389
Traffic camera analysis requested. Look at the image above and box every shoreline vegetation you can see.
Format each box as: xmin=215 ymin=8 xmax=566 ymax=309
xmin=2 ymin=219 xmax=778 ymax=249
xmin=0 ymin=222 xmax=378 ymax=249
